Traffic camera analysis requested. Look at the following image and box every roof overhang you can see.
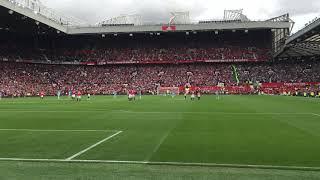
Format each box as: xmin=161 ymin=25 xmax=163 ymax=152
xmin=0 ymin=0 xmax=67 ymax=33
xmin=67 ymin=21 xmax=291 ymax=35
xmin=0 ymin=0 xmax=291 ymax=36
xmin=276 ymin=19 xmax=320 ymax=58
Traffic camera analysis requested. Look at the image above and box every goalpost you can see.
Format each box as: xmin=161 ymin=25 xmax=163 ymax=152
xmin=157 ymin=87 xmax=180 ymax=96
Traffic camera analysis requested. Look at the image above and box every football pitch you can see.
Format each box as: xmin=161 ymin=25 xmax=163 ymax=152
xmin=1 ymin=95 xmax=320 ymax=179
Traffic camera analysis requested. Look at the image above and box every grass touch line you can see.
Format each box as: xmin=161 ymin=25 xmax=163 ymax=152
xmin=0 ymin=110 xmax=315 ymax=115
xmin=0 ymin=158 xmax=320 ymax=171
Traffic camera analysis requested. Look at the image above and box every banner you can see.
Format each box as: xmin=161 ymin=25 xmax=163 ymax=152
xmin=162 ymin=25 xmax=176 ymax=31
xmin=2 ymin=58 xmax=268 ymax=65
xmin=80 ymin=62 xmax=96 ymax=66
xmin=178 ymin=86 xmax=252 ymax=93
xmin=262 ymin=82 xmax=320 ymax=88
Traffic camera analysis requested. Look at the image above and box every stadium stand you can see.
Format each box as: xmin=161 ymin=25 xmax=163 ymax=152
xmin=0 ymin=59 xmax=320 ymax=97
xmin=0 ymin=62 xmax=232 ymax=96
xmin=0 ymin=46 xmax=268 ymax=63
xmin=0 ymin=1 xmax=319 ymax=97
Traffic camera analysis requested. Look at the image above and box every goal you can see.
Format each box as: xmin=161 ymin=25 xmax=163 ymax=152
xmin=157 ymin=87 xmax=180 ymax=95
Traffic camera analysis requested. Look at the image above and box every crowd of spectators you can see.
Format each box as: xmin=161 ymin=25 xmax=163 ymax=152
xmin=237 ymin=60 xmax=320 ymax=83
xmin=0 ymin=59 xmax=320 ymax=97
xmin=0 ymin=62 xmax=234 ymax=97
xmin=0 ymin=46 xmax=269 ymax=63
xmin=51 ymin=47 xmax=267 ymax=63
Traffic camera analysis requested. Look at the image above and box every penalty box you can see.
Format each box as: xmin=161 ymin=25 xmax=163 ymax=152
xmin=0 ymin=129 xmax=122 ymax=160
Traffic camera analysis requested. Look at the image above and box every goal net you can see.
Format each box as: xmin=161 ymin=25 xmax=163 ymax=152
xmin=157 ymin=87 xmax=180 ymax=95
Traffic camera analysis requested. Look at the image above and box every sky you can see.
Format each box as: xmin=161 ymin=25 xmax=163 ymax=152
xmin=40 ymin=0 xmax=320 ymax=33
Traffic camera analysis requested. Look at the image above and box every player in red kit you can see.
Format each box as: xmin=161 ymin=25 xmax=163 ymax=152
xmin=77 ymin=91 xmax=82 ymax=101
xmin=40 ymin=91 xmax=45 ymax=99
xmin=128 ymin=90 xmax=136 ymax=101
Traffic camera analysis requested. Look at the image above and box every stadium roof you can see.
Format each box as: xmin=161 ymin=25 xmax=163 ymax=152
xmin=276 ymin=17 xmax=320 ymax=58
xmin=0 ymin=0 xmax=292 ymax=35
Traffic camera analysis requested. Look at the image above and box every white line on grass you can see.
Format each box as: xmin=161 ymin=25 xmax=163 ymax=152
xmin=65 ymin=131 xmax=123 ymax=160
xmin=144 ymin=128 xmax=171 ymax=162
xmin=0 ymin=129 xmax=119 ymax=132
xmin=143 ymin=118 xmax=182 ymax=161
xmin=0 ymin=158 xmax=320 ymax=171
xmin=0 ymin=110 xmax=315 ymax=115
xmin=312 ymin=113 xmax=320 ymax=117
xmin=0 ymin=158 xmax=63 ymax=162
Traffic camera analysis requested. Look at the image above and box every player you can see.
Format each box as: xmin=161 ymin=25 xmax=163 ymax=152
xmin=77 ymin=91 xmax=82 ymax=101
xmin=128 ymin=90 xmax=134 ymax=101
xmin=311 ymin=91 xmax=315 ymax=97
xmin=68 ymin=90 xmax=72 ymax=98
xmin=71 ymin=91 xmax=76 ymax=100
xmin=113 ymin=90 xmax=117 ymax=98
xmin=87 ymin=93 xmax=91 ymax=100
xmin=184 ymin=83 xmax=191 ymax=100
xmin=215 ymin=91 xmax=220 ymax=100
xmin=40 ymin=91 xmax=45 ymax=99
xmin=191 ymin=92 xmax=195 ymax=101
xmin=0 ymin=91 xmax=2 ymax=100
xmin=57 ymin=90 xmax=61 ymax=100
xmin=171 ymin=90 xmax=176 ymax=98
xmin=133 ymin=90 xmax=136 ymax=101
xmin=138 ymin=89 xmax=142 ymax=99
xmin=185 ymin=85 xmax=190 ymax=95
xmin=197 ymin=91 xmax=201 ymax=100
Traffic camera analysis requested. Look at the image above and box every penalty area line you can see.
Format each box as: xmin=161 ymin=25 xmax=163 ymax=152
xmin=0 ymin=158 xmax=320 ymax=171
xmin=65 ymin=131 xmax=123 ymax=160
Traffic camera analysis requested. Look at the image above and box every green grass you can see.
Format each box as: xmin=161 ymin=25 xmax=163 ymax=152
xmin=0 ymin=130 xmax=117 ymax=159
xmin=0 ymin=95 xmax=320 ymax=179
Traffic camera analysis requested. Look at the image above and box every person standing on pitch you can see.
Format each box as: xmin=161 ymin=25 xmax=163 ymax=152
xmin=113 ymin=90 xmax=117 ymax=98
xmin=40 ymin=91 xmax=45 ymax=99
xmin=191 ymin=92 xmax=195 ymax=101
xmin=215 ymin=91 xmax=220 ymax=100
xmin=57 ymin=90 xmax=61 ymax=100
xmin=171 ymin=90 xmax=176 ymax=98
xmin=197 ymin=91 xmax=201 ymax=100
xmin=77 ymin=91 xmax=82 ymax=101
xmin=138 ymin=89 xmax=142 ymax=99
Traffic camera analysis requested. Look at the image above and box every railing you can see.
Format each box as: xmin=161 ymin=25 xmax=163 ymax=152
xmin=0 ymin=58 xmax=269 ymax=66
xmin=5 ymin=0 xmax=87 ymax=26
xmin=3 ymin=0 xmax=292 ymax=30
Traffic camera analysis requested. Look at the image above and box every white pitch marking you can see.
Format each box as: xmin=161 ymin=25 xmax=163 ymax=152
xmin=65 ymin=131 xmax=123 ymax=160
xmin=0 ymin=129 xmax=119 ymax=132
xmin=312 ymin=113 xmax=320 ymax=117
xmin=0 ymin=158 xmax=63 ymax=162
xmin=144 ymin=129 xmax=171 ymax=162
xmin=0 ymin=110 xmax=315 ymax=115
xmin=0 ymin=158 xmax=320 ymax=171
